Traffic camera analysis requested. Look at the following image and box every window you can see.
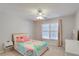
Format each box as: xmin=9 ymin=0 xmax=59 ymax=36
xmin=42 ymin=24 xmax=49 ymax=39
xmin=50 ymin=24 xmax=58 ymax=40
xmin=42 ymin=23 xmax=58 ymax=40
xmin=42 ymin=32 xmax=49 ymax=39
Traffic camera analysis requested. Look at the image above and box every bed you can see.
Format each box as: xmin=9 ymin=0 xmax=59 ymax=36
xmin=12 ymin=33 xmax=48 ymax=56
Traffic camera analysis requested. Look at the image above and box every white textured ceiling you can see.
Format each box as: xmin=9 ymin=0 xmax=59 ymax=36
xmin=0 ymin=3 xmax=79 ymax=20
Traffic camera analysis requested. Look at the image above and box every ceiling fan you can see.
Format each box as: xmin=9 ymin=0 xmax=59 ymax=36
xmin=36 ymin=8 xmax=46 ymax=20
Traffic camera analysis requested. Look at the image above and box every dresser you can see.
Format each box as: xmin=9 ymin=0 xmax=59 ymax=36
xmin=65 ymin=39 xmax=79 ymax=56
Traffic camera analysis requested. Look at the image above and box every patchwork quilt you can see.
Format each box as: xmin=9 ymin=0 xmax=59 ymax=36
xmin=16 ymin=40 xmax=48 ymax=56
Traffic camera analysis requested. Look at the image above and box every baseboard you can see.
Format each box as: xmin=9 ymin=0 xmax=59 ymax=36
xmin=65 ymin=52 xmax=79 ymax=56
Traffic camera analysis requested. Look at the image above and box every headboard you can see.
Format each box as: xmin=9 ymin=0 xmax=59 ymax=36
xmin=12 ymin=33 xmax=30 ymax=46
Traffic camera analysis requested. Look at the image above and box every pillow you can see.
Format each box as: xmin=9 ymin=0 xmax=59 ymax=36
xmin=16 ymin=36 xmax=22 ymax=42
xmin=16 ymin=37 xmax=19 ymax=39
xmin=16 ymin=36 xmax=30 ymax=42
xmin=23 ymin=36 xmax=30 ymax=40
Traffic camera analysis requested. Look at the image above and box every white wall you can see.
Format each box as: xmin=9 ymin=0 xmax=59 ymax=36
xmin=62 ymin=14 xmax=75 ymax=40
xmin=75 ymin=11 xmax=79 ymax=40
xmin=76 ymin=11 xmax=79 ymax=30
xmin=0 ymin=9 xmax=34 ymax=50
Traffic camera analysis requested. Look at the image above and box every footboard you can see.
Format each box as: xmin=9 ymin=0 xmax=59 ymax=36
xmin=40 ymin=47 xmax=49 ymax=56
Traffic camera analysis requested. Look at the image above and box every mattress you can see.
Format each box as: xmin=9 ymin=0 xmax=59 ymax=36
xmin=15 ymin=40 xmax=48 ymax=56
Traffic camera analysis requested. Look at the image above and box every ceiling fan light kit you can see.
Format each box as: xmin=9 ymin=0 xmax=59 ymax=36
xmin=36 ymin=16 xmax=44 ymax=19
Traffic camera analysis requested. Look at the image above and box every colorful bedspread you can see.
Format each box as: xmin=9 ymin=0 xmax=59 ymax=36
xmin=16 ymin=40 xmax=48 ymax=56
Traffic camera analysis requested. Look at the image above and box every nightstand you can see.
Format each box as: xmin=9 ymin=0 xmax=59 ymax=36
xmin=3 ymin=45 xmax=13 ymax=53
xmin=3 ymin=41 xmax=13 ymax=53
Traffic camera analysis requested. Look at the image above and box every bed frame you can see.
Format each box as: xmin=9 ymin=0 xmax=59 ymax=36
xmin=12 ymin=33 xmax=49 ymax=56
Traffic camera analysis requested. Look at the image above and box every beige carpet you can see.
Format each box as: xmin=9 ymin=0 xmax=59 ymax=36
xmin=0 ymin=45 xmax=65 ymax=56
